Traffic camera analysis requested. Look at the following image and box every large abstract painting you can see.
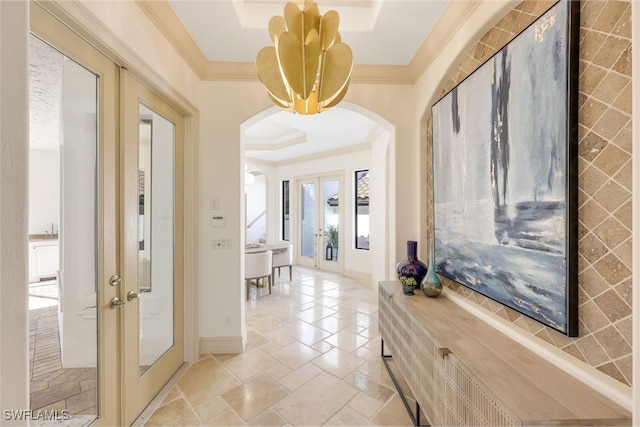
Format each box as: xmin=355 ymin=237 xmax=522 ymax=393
xmin=432 ymin=1 xmax=579 ymax=336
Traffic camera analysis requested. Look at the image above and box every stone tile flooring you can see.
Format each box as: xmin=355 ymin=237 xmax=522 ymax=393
xmin=145 ymin=267 xmax=414 ymax=426
xmin=29 ymin=282 xmax=97 ymax=418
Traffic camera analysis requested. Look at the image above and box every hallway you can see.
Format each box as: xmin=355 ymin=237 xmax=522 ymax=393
xmin=145 ymin=267 xmax=414 ymax=426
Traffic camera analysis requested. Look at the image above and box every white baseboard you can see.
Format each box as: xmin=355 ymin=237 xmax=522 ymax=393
xmin=343 ymin=269 xmax=372 ymax=283
xmin=199 ymin=332 xmax=246 ymax=354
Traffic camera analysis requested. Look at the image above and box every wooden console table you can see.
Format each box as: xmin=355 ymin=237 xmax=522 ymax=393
xmin=378 ymin=281 xmax=631 ymax=426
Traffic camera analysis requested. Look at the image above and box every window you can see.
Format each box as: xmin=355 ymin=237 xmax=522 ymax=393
xmin=355 ymin=170 xmax=369 ymax=250
xmin=282 ymin=180 xmax=290 ymax=241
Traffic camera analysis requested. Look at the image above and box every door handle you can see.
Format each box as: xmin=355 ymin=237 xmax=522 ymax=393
xmin=127 ymin=290 xmax=139 ymax=301
xmin=110 ymin=296 xmax=126 ymax=308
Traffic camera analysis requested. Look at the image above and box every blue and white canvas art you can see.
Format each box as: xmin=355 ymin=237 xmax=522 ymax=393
xmin=432 ymin=1 xmax=578 ymax=335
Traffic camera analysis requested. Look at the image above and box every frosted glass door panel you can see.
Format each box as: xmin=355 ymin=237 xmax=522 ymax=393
xmin=300 ymin=182 xmax=316 ymax=261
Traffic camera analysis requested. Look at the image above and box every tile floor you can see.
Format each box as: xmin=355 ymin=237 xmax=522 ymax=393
xmin=145 ymin=267 xmax=414 ymax=426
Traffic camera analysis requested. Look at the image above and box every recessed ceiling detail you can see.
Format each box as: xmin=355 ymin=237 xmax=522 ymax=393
xmin=244 ymin=106 xmax=381 ymax=163
xmin=231 ymin=0 xmax=381 ymax=31
xmin=167 ymin=0 xmax=448 ymax=65
xmin=245 ymin=134 xmax=307 ymax=151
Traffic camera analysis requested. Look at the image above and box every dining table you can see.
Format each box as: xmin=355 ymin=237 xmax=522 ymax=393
xmin=244 ymin=242 xmax=290 ymax=254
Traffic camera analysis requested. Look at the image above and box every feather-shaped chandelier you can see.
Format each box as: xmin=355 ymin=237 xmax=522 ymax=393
xmin=255 ymin=1 xmax=353 ymax=115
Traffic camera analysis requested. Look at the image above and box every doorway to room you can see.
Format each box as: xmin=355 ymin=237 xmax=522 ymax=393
xmin=242 ymin=104 xmax=396 ymax=282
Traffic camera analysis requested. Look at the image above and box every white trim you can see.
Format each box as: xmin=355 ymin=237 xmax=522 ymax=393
xmin=444 ymin=291 xmax=633 ymax=412
xmin=343 ymin=269 xmax=372 ymax=284
xmin=200 ymin=335 xmax=245 ymax=354
xmin=132 ymin=363 xmax=189 ymax=426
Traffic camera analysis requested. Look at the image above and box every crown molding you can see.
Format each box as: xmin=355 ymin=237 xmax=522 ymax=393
xmin=137 ymin=0 xmax=481 ymax=85
xmin=246 ymin=134 xmax=307 ymax=151
xmin=272 ymin=141 xmax=372 ymax=167
xmin=245 ymin=157 xmax=278 ymax=167
xmin=136 ymin=0 xmax=208 ymax=77
xmin=406 ymin=0 xmax=482 ymax=82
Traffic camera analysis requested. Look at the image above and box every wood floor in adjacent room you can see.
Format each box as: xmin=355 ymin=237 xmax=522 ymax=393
xmin=29 ymin=281 xmax=97 ymax=417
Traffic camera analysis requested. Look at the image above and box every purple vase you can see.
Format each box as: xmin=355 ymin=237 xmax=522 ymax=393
xmin=396 ymin=241 xmax=428 ymax=291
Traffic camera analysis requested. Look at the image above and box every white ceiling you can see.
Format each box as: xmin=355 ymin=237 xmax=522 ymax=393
xmin=29 ymin=1 xmax=449 ymax=162
xmin=168 ymin=0 xmax=448 ymax=65
xmin=167 ymin=0 xmax=449 ymax=163
xmin=244 ymin=106 xmax=383 ymax=163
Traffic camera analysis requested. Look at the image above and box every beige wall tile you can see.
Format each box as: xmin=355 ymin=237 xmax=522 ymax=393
xmin=578 ymin=199 xmax=608 ymax=229
xmin=580 ymin=300 xmax=612 ymax=332
xmin=581 ymin=30 xmax=608 ymax=61
xmin=593 ymin=217 xmax=629 ymax=249
xmin=594 ymin=253 xmax=631 ymax=286
xmin=429 ymin=0 xmax=633 ymax=386
xmin=596 ymin=362 xmax=628 ymax=385
xmin=592 ymin=71 xmax=631 ymax=105
xmin=594 ymin=289 xmax=632 ymax=322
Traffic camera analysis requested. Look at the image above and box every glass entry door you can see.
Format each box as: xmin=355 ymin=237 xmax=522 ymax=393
xmin=31 ymin=5 xmax=185 ymax=425
xmin=121 ymin=72 xmax=185 ymax=425
xmin=30 ymin=4 xmax=119 ymax=424
xmin=297 ymin=175 xmax=342 ymax=273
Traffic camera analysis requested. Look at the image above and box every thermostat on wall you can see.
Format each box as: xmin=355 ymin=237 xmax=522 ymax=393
xmin=210 ymin=215 xmax=226 ymax=227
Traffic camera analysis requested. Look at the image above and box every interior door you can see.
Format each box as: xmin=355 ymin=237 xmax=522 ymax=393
xmin=30 ymin=4 xmax=119 ymax=425
xmin=121 ymin=71 xmax=185 ymax=425
xmin=297 ymin=175 xmax=342 ymax=272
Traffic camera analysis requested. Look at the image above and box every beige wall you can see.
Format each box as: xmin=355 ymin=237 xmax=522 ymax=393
xmin=0 ymin=0 xmax=30 ymax=416
xmin=421 ymin=0 xmax=633 ymax=389
xmin=1 ymin=0 xmax=634 ymax=418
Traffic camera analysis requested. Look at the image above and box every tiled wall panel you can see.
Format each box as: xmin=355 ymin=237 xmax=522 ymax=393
xmin=425 ymin=0 xmax=632 ymax=385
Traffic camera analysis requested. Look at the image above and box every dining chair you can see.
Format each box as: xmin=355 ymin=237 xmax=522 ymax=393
xmin=272 ymin=244 xmax=293 ymax=283
xmin=245 ymin=249 xmax=272 ymax=300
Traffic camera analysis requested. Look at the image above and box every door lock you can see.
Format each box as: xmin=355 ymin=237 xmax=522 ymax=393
xmin=109 ymin=296 xmax=126 ymax=308
xmin=127 ymin=290 xmax=139 ymax=301
xmin=109 ymin=274 xmax=122 ymax=287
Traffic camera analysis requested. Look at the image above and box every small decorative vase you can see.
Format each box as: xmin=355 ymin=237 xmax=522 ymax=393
xmin=396 ymin=240 xmax=428 ymax=291
xmin=400 ymin=276 xmax=417 ymax=295
xmin=421 ymin=238 xmax=443 ymax=298
xmin=325 ymin=244 xmax=333 ymax=260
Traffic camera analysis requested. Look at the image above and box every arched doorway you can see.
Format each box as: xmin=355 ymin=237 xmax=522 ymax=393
xmin=241 ymin=102 xmax=396 ymax=283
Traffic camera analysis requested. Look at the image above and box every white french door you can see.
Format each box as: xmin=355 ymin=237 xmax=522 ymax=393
xmin=297 ymin=174 xmax=343 ymax=273
xmin=30 ymin=4 xmax=185 ymax=425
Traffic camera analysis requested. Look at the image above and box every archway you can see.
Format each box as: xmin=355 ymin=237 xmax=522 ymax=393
xmin=240 ymin=102 xmax=396 ymax=283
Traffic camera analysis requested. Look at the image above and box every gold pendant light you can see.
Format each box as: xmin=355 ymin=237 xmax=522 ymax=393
xmin=255 ymin=1 xmax=353 ymax=115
